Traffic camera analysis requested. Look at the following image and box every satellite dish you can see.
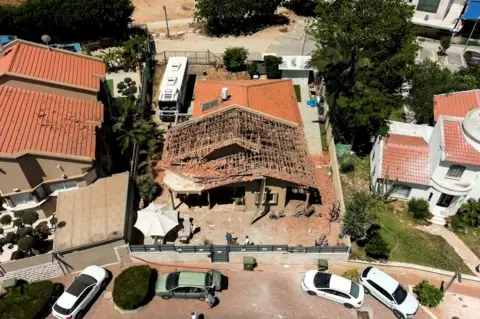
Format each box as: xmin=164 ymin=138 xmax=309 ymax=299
xmin=41 ymin=34 xmax=51 ymax=45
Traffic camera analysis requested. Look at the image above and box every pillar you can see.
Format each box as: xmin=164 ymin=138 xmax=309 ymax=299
xmin=305 ymin=188 xmax=311 ymax=206
xmin=169 ymin=189 xmax=175 ymax=209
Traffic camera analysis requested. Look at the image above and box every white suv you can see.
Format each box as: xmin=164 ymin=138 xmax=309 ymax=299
xmin=359 ymin=267 xmax=419 ymax=319
xmin=52 ymin=265 xmax=108 ymax=319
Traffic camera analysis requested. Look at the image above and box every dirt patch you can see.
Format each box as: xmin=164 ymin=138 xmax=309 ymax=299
xmin=203 ymin=67 xmax=250 ymax=81
xmin=0 ymin=0 xmax=22 ymax=5
xmin=132 ymin=0 xmax=195 ymax=24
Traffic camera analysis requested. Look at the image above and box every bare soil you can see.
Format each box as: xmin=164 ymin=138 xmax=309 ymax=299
xmin=132 ymin=0 xmax=195 ymax=23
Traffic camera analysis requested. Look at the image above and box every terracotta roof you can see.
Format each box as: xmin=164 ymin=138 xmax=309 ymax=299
xmin=0 ymin=40 xmax=105 ymax=91
xmin=380 ymin=134 xmax=430 ymax=186
xmin=442 ymin=118 xmax=480 ymax=165
xmin=434 ymin=90 xmax=480 ymax=121
xmin=193 ymin=80 xmax=303 ymax=125
xmin=0 ymin=86 xmax=103 ymax=159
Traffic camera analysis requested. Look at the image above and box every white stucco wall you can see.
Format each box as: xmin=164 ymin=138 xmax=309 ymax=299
xmin=409 ymin=0 xmax=454 ymax=16
xmin=281 ymin=70 xmax=309 ymax=85
xmin=432 ymin=161 xmax=480 ymax=186
xmin=429 ymin=121 xmax=442 ymax=175
xmin=390 ymin=182 xmax=429 ymax=200
xmin=370 ymin=136 xmax=383 ymax=186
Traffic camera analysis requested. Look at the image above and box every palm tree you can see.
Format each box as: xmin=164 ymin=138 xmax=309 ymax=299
xmin=113 ymin=99 xmax=151 ymax=154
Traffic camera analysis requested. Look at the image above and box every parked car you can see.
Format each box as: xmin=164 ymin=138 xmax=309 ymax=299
xmin=464 ymin=50 xmax=480 ymax=66
xmin=359 ymin=266 xmax=419 ymax=319
xmin=52 ymin=265 xmax=108 ymax=319
xmin=155 ymin=269 xmax=222 ymax=300
xmin=301 ymin=270 xmax=364 ymax=308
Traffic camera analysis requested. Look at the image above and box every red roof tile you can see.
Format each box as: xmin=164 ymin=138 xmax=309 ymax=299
xmin=381 ymin=134 xmax=430 ymax=185
xmin=434 ymin=90 xmax=480 ymax=121
xmin=193 ymin=80 xmax=303 ymax=125
xmin=442 ymin=118 xmax=480 ymax=165
xmin=0 ymin=40 xmax=105 ymax=91
xmin=0 ymin=86 xmax=103 ymax=159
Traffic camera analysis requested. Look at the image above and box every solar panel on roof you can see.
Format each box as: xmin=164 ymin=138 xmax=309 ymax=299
xmin=202 ymin=99 xmax=219 ymax=112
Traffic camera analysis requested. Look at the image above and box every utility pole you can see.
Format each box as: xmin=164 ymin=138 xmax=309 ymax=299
xmin=163 ymin=5 xmax=170 ymax=38
xmin=443 ymin=272 xmax=462 ymax=294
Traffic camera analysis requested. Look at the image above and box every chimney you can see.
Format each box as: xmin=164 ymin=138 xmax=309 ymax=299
xmin=221 ymin=87 xmax=228 ymax=101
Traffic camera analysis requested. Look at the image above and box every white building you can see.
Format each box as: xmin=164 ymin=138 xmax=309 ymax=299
xmin=279 ymin=56 xmax=315 ymax=85
xmin=371 ymin=89 xmax=480 ymax=226
xmin=408 ymin=0 xmax=466 ymax=33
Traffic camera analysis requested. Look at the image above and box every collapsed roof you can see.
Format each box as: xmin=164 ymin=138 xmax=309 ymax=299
xmin=159 ymin=105 xmax=317 ymax=191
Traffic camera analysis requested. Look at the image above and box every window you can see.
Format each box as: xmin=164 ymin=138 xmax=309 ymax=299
xmin=416 ymin=0 xmax=441 ymax=13
xmin=50 ymin=181 xmax=77 ymax=193
xmin=391 ymin=185 xmax=412 ymax=198
xmin=350 ymin=282 xmax=360 ymax=298
xmin=372 ymin=167 xmax=376 ymax=177
xmin=36 ymin=186 xmax=46 ymax=200
xmin=392 ymin=284 xmax=408 ymax=304
xmin=9 ymin=192 xmax=35 ymax=207
xmin=255 ymin=191 xmax=278 ymax=205
xmin=72 ymin=285 xmax=94 ymax=312
xmin=189 ymin=287 xmax=205 ymax=293
xmin=166 ymin=272 xmax=180 ymax=290
xmin=367 ymin=280 xmax=393 ymax=301
xmin=437 ymin=193 xmax=454 ymax=208
xmin=446 ymin=165 xmax=465 ymax=179
xmin=173 ymin=287 xmax=190 ymax=293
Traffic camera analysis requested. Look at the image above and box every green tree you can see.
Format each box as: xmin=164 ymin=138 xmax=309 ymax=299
xmin=123 ymin=35 xmax=149 ymax=72
xmin=408 ymin=198 xmax=432 ymax=221
xmin=136 ymin=173 xmax=160 ymax=204
xmin=438 ymin=36 xmax=451 ymax=56
xmin=413 ymin=280 xmax=443 ymax=308
xmin=223 ymin=47 xmax=248 ymax=72
xmin=113 ymin=99 xmax=151 ymax=154
xmin=342 ymin=191 xmax=380 ymax=241
xmin=21 ymin=211 xmax=39 ymax=226
xmin=0 ymin=215 xmax=12 ymax=225
xmin=457 ymin=198 xmax=480 ymax=227
xmin=264 ymin=55 xmax=283 ymax=79
xmin=117 ymin=77 xmax=138 ymax=99
xmin=283 ymin=0 xmax=318 ymax=17
xmin=309 ymin=0 xmax=419 ymax=144
xmin=17 ymin=236 xmax=35 ymax=253
xmin=365 ymin=233 xmax=390 ymax=260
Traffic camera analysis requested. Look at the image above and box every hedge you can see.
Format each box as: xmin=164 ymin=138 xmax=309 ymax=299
xmin=0 ymin=280 xmax=63 ymax=319
xmin=113 ymin=265 xmax=152 ymax=310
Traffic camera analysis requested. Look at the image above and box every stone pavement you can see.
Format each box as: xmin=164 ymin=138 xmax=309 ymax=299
xmin=298 ymin=84 xmax=323 ymax=155
xmin=417 ymin=39 xmax=467 ymax=71
xmin=1 ymin=261 xmax=64 ymax=283
xmin=420 ymin=224 xmax=480 ymax=276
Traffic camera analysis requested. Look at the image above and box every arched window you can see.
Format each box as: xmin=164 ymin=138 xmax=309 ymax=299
xmin=446 ymin=165 xmax=466 ymax=179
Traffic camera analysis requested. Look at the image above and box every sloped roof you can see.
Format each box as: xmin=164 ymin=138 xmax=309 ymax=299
xmin=159 ymin=105 xmax=316 ymax=190
xmin=0 ymin=86 xmax=103 ymax=159
xmin=380 ymin=134 xmax=430 ymax=186
xmin=193 ymin=80 xmax=303 ymax=125
xmin=434 ymin=90 xmax=480 ymax=121
xmin=0 ymin=40 xmax=105 ymax=91
xmin=442 ymin=117 xmax=480 ymax=166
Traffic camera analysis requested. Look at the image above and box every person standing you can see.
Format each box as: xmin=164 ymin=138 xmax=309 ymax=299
xmin=225 ymin=231 xmax=232 ymax=245
xmin=244 ymin=235 xmax=250 ymax=246
xmin=191 ymin=311 xmax=198 ymax=319
xmin=205 ymin=292 xmax=216 ymax=308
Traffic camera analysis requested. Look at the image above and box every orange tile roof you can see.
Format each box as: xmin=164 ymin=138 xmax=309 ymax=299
xmin=381 ymin=134 xmax=430 ymax=186
xmin=0 ymin=86 xmax=103 ymax=159
xmin=434 ymin=90 xmax=480 ymax=121
xmin=0 ymin=40 xmax=105 ymax=91
xmin=193 ymin=80 xmax=303 ymax=125
xmin=442 ymin=118 xmax=480 ymax=166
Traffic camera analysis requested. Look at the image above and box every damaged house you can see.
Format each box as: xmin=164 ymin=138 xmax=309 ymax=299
xmin=158 ymin=80 xmax=318 ymax=212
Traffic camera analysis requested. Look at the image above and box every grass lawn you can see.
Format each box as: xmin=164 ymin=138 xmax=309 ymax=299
xmin=351 ymin=202 xmax=473 ymax=275
xmin=339 ymin=154 xmax=371 ymax=201
xmin=456 ymin=226 xmax=480 ymax=259
xmin=294 ymin=85 xmax=301 ymax=102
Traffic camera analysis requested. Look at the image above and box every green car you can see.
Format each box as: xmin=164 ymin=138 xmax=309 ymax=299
xmin=155 ymin=269 xmax=222 ymax=300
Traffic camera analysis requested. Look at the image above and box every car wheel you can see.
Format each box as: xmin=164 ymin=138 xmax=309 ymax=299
xmin=198 ymin=297 xmax=205 ymax=301
xmin=76 ymin=310 xmax=85 ymax=319
xmin=344 ymin=303 xmax=353 ymax=309
xmin=393 ymin=310 xmax=404 ymax=319
xmin=101 ymin=279 xmax=108 ymax=289
xmin=161 ymin=296 xmax=171 ymax=300
xmin=307 ymin=290 xmax=316 ymax=296
xmin=363 ymin=287 xmax=370 ymax=294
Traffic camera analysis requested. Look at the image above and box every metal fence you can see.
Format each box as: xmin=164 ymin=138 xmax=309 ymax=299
xmin=130 ymin=244 xmax=350 ymax=254
xmin=156 ymin=51 xmax=223 ymax=65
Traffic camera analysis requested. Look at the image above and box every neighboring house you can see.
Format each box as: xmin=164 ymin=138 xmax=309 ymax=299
xmin=158 ymin=80 xmax=317 ymax=211
xmin=408 ymin=0 xmax=466 ymax=33
xmin=0 ymin=39 xmax=110 ymax=217
xmin=0 ymin=35 xmax=16 ymax=46
xmin=371 ymin=89 xmax=480 ymax=225
xmin=279 ymin=56 xmax=315 ymax=85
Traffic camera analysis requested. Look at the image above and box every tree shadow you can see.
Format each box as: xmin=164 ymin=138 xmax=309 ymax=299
xmin=143 ymin=267 xmax=159 ymax=306
xmin=208 ymin=14 xmax=290 ymax=37
xmin=220 ymin=275 xmax=229 ymax=291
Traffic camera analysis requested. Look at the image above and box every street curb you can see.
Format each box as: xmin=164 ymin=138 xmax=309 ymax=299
xmin=347 ymin=260 xmax=480 ymax=283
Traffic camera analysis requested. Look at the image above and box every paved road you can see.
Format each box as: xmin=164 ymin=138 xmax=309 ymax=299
xmin=417 ymin=40 xmax=471 ymax=71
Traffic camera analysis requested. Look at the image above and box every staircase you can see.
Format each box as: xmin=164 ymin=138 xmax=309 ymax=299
xmin=430 ymin=209 xmax=453 ymax=226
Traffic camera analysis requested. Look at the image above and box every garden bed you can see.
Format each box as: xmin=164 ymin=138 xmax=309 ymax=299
xmin=294 ymin=85 xmax=301 ymax=102
xmin=456 ymin=226 xmax=480 ymax=259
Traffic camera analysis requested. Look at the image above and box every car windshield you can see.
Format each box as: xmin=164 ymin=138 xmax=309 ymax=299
xmin=350 ymin=282 xmax=360 ymax=298
xmin=313 ymin=272 xmax=331 ymax=288
xmin=66 ymin=274 xmax=97 ymax=297
xmin=205 ymin=272 xmax=213 ymax=287
xmin=392 ymin=284 xmax=408 ymax=304
xmin=53 ymin=303 xmax=71 ymax=316
xmin=166 ymin=272 xmax=180 ymax=290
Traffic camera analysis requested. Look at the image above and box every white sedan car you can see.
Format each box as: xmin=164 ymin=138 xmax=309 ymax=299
xmin=301 ymin=270 xmax=364 ymax=308
xmin=359 ymin=266 xmax=419 ymax=319
xmin=52 ymin=265 xmax=108 ymax=319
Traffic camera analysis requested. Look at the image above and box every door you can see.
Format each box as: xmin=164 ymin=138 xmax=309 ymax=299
xmin=211 ymin=245 xmax=229 ymax=262
xmin=171 ymin=287 xmax=189 ymax=299
xmin=72 ymin=286 xmax=94 ymax=317
xmin=187 ymin=287 xmax=206 ymax=299
xmin=318 ymin=289 xmax=343 ymax=304
xmin=367 ymin=280 xmax=395 ymax=308
xmin=436 ymin=193 xmax=454 ymax=208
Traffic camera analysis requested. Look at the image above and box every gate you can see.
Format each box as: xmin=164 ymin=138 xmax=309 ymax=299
xmin=210 ymin=245 xmax=229 ymax=262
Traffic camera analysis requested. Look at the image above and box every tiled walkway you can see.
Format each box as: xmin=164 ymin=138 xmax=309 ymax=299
xmin=297 ymin=84 xmax=323 ymax=155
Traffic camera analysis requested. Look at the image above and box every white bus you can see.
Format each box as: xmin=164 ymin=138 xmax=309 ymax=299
xmin=158 ymin=57 xmax=189 ymax=122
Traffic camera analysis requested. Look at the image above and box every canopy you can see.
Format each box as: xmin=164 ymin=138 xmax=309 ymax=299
xmin=463 ymin=0 xmax=480 ymax=20
xmin=134 ymin=202 xmax=179 ymax=237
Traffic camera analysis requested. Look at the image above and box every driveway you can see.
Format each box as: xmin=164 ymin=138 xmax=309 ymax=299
xmin=417 ymin=40 xmax=466 ymax=71
xmin=50 ymin=263 xmax=431 ymax=319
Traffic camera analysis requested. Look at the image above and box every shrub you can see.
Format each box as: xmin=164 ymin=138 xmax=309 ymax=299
xmin=13 ymin=219 xmax=23 ymax=227
xmin=340 ymin=162 xmax=355 ymax=173
xmin=456 ymin=198 xmax=480 ymax=227
xmin=21 ymin=211 xmax=39 ymax=225
xmin=0 ymin=280 xmax=60 ymax=319
xmin=247 ymin=62 xmax=259 ymax=78
xmin=408 ymin=198 xmax=432 ymax=221
xmin=50 ymin=217 xmax=58 ymax=227
xmin=413 ymin=280 xmax=443 ymax=308
xmin=264 ymin=55 xmax=283 ymax=79
xmin=17 ymin=236 xmax=35 ymax=252
xmin=5 ymin=232 xmax=17 ymax=244
xmin=113 ymin=265 xmax=152 ymax=310
xmin=17 ymin=227 xmax=33 ymax=239
xmin=0 ymin=214 xmax=12 ymax=225
xmin=10 ymin=250 xmax=25 ymax=261
xmin=13 ymin=211 xmax=24 ymax=218
xmin=223 ymin=47 xmax=248 ymax=72
xmin=136 ymin=173 xmax=160 ymax=204
xmin=365 ymin=233 xmax=390 ymax=260
xmin=341 ymin=269 xmax=360 ymax=281
xmin=0 ymin=228 xmax=4 ymax=235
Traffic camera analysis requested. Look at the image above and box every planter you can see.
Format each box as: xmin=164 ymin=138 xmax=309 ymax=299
xmin=114 ymin=304 xmax=144 ymax=315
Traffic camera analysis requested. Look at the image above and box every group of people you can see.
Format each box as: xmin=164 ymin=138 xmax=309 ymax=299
xmin=225 ymin=231 xmax=251 ymax=246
